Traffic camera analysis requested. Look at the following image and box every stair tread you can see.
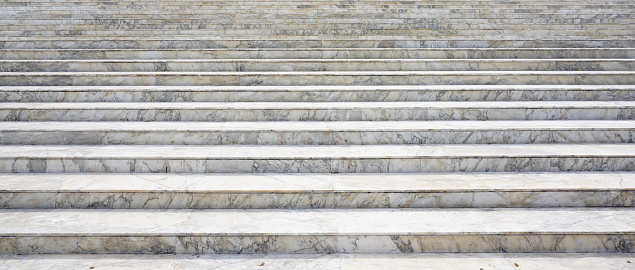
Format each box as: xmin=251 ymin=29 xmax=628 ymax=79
xmin=2 ymin=101 xmax=631 ymax=109
xmin=2 ymin=48 xmax=633 ymax=51
xmin=2 ymin=0 xmax=634 ymax=256
xmin=3 ymin=84 xmax=632 ymax=91
xmin=1 ymin=253 xmax=633 ymax=270
xmin=1 ymin=208 xmax=633 ymax=236
xmin=1 ymin=144 xmax=633 ymax=159
xmin=2 ymin=120 xmax=633 ymax=132
xmin=1 ymin=172 xmax=633 ymax=193
xmin=4 ymin=70 xmax=633 ymax=75
xmin=3 ymin=58 xmax=632 ymax=62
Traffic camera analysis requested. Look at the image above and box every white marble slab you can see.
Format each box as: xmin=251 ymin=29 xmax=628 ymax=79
xmin=1 ymin=173 xmax=632 ymax=209
xmin=3 ymin=85 xmax=632 ymax=102
xmin=1 ymin=172 xmax=633 ymax=193
xmin=1 ymin=253 xmax=633 ymax=270
xmin=1 ymin=208 xmax=632 ymax=236
xmin=2 ymin=120 xmax=633 ymax=132
xmin=0 ymin=209 xmax=633 ymax=253
xmin=1 ymin=48 xmax=633 ymax=60
xmin=2 ymin=101 xmax=631 ymax=110
xmin=2 ymin=84 xmax=634 ymax=92
xmin=1 ymin=144 xmax=632 ymax=159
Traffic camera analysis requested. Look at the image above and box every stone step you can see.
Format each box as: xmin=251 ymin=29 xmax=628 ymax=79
xmin=2 ymin=18 xmax=631 ymax=25
xmin=5 ymin=14 xmax=630 ymax=20
xmin=7 ymin=8 xmax=631 ymax=15
xmin=2 ymin=120 xmax=632 ymax=145
xmin=3 ymin=11 xmax=628 ymax=17
xmin=0 ymin=144 xmax=633 ymax=173
xmin=4 ymin=10 xmax=632 ymax=16
xmin=2 ymin=48 xmax=633 ymax=60
xmin=0 ymin=208 xmax=633 ymax=253
xmin=3 ymin=3 xmax=632 ymax=8
xmin=2 ymin=101 xmax=632 ymax=121
xmin=0 ymin=172 xmax=633 ymax=208
xmin=9 ymin=10 xmax=630 ymax=16
xmin=3 ymin=85 xmax=632 ymax=102
xmin=1 ymin=253 xmax=634 ymax=269
xmin=5 ymin=0 xmax=628 ymax=3
xmin=4 ymin=23 xmax=631 ymax=31
xmin=3 ymin=30 xmax=633 ymax=38
xmin=1 ymin=59 xmax=632 ymax=72
xmin=2 ymin=39 xmax=631 ymax=49
xmin=6 ymin=7 xmax=631 ymax=14
xmin=5 ymin=7 xmax=633 ymax=12
xmin=1 ymin=71 xmax=633 ymax=86
xmin=2 ymin=39 xmax=632 ymax=50
xmin=3 ymin=0 xmax=629 ymax=3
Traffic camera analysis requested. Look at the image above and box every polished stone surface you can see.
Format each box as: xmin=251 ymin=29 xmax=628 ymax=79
xmin=0 ymin=144 xmax=633 ymax=173
xmin=0 ymin=172 xmax=633 ymax=209
xmin=1 ymin=71 xmax=634 ymax=86
xmin=2 ymin=85 xmax=634 ymax=102
xmin=1 ymin=101 xmax=633 ymax=121
xmin=0 ymin=253 xmax=633 ymax=270
xmin=1 ymin=48 xmax=634 ymax=60
xmin=1 ymin=120 xmax=632 ymax=145
xmin=1 ymin=0 xmax=633 ymax=259
xmin=0 ymin=208 xmax=633 ymax=253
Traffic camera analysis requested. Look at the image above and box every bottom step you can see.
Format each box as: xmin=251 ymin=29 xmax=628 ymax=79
xmin=0 ymin=208 xmax=633 ymax=254
xmin=0 ymin=253 xmax=633 ymax=270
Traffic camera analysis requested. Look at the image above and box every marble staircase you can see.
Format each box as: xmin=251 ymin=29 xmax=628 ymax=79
xmin=0 ymin=0 xmax=634 ymax=267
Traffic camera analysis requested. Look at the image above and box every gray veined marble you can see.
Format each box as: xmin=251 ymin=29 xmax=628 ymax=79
xmin=1 ymin=101 xmax=633 ymax=121
xmin=0 ymin=144 xmax=633 ymax=173
xmin=1 ymin=0 xmax=634 ymax=259
xmin=0 ymin=121 xmax=632 ymax=145
xmin=0 ymin=208 xmax=633 ymax=254
xmin=0 ymin=48 xmax=633 ymax=60
xmin=2 ymin=85 xmax=633 ymax=102
xmin=1 ymin=39 xmax=633 ymax=49
xmin=1 ymin=171 xmax=634 ymax=209
xmin=0 ymin=59 xmax=633 ymax=72
xmin=1 ymin=71 xmax=634 ymax=86
xmin=0 ymin=253 xmax=634 ymax=270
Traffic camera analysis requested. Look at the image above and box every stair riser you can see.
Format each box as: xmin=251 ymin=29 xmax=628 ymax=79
xmin=2 ymin=60 xmax=632 ymax=72
xmin=4 ymin=14 xmax=629 ymax=22
xmin=2 ymin=10 xmax=630 ymax=17
xmin=1 ymin=73 xmax=632 ymax=86
xmin=1 ymin=0 xmax=633 ymax=258
xmin=5 ymin=9 xmax=632 ymax=16
xmin=2 ymin=18 xmax=630 ymax=25
xmin=5 ymin=0 xmax=629 ymax=3
xmin=2 ymin=40 xmax=632 ymax=49
xmin=2 ymin=130 xmax=631 ymax=145
xmin=1 ymin=157 xmax=632 ymax=173
xmin=2 ymin=108 xmax=631 ymax=121
xmin=3 ymin=24 xmax=632 ymax=31
xmin=2 ymin=191 xmax=633 ymax=209
xmin=4 ymin=30 xmax=633 ymax=37
xmin=5 ymin=3 xmax=630 ymax=7
xmin=4 ymin=4 xmax=633 ymax=10
xmin=2 ymin=49 xmax=634 ymax=60
xmin=2 ymin=1 xmax=629 ymax=4
xmin=1 ymin=234 xmax=632 ymax=254
xmin=4 ymin=89 xmax=633 ymax=102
